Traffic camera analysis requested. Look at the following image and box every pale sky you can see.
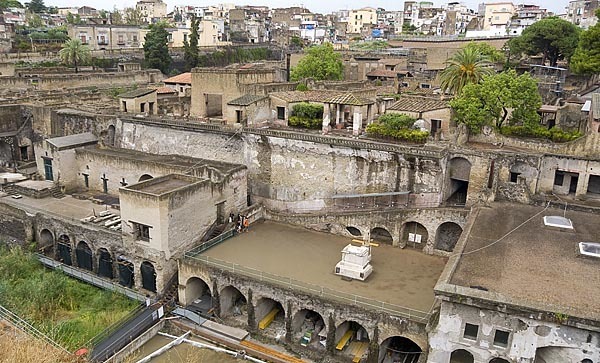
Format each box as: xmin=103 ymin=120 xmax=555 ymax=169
xmin=45 ymin=0 xmax=569 ymax=16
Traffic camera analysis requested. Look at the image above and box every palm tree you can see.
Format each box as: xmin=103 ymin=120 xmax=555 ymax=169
xmin=59 ymin=39 xmax=91 ymax=73
xmin=439 ymin=47 xmax=494 ymax=95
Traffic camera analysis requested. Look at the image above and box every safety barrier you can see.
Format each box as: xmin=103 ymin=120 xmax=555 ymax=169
xmin=184 ymin=228 xmax=236 ymax=258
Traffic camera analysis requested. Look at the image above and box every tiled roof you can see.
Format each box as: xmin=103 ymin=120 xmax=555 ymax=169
xmin=366 ymin=69 xmax=398 ymax=78
xmin=119 ymin=88 xmax=156 ymax=98
xmin=227 ymin=94 xmax=268 ymax=106
xmin=154 ymin=86 xmax=177 ymax=94
xmin=270 ymin=90 xmax=342 ymax=103
xmin=163 ymin=72 xmax=192 ymax=84
xmin=326 ymin=93 xmax=374 ymax=106
xmin=388 ymin=96 xmax=449 ymax=113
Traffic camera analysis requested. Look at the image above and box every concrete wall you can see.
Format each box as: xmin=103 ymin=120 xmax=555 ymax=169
xmin=120 ymin=92 xmax=157 ymax=114
xmin=225 ymin=98 xmax=271 ymax=126
xmin=427 ymin=301 xmax=600 ymax=363
xmin=537 ymin=156 xmax=600 ymax=197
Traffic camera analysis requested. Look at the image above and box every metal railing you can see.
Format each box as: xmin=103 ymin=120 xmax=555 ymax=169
xmin=86 ymin=303 xmax=146 ymax=349
xmin=0 ymin=304 xmax=70 ymax=354
xmin=184 ymin=254 xmax=432 ymax=323
xmin=37 ymin=254 xmax=147 ymax=302
xmin=184 ymin=228 xmax=236 ymax=258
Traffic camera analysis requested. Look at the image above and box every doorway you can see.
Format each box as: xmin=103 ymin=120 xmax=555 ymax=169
xmin=43 ymin=158 xmax=53 ymax=181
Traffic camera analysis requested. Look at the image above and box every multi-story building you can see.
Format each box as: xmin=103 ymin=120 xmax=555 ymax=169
xmin=68 ymin=24 xmax=142 ymax=50
xmin=347 ymin=7 xmax=377 ymax=35
xmin=136 ymin=0 xmax=167 ymax=24
xmin=508 ymin=4 xmax=548 ymax=35
xmin=442 ymin=2 xmax=476 ymax=35
xmin=482 ymin=2 xmax=515 ymax=32
xmin=566 ymin=0 xmax=599 ymax=28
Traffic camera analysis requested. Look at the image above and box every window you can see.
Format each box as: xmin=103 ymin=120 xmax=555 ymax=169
xmin=140 ymin=103 xmax=145 ymax=113
xmin=463 ymin=323 xmax=479 ymax=340
xmin=493 ymin=329 xmax=510 ymax=347
xmin=420 ymin=83 xmax=431 ymax=89
xmin=83 ymin=173 xmax=89 ymax=188
xmin=133 ymin=222 xmax=151 ymax=242
xmin=277 ymin=106 xmax=286 ymax=120
xmin=509 ymin=172 xmax=520 ymax=183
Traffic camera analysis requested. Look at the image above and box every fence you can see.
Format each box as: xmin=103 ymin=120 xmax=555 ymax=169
xmin=0 ymin=304 xmax=70 ymax=353
xmin=185 ymin=254 xmax=432 ymax=323
xmin=37 ymin=254 xmax=147 ymax=302
xmin=184 ymin=228 xmax=236 ymax=258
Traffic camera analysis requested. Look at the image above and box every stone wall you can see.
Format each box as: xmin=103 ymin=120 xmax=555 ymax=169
xmin=0 ymin=70 xmax=162 ymax=91
xmin=0 ymin=202 xmax=33 ymax=243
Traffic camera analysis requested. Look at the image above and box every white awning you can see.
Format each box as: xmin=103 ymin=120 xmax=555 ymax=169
xmin=582 ymin=100 xmax=591 ymax=112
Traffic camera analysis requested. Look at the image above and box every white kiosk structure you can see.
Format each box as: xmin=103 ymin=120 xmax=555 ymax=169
xmin=334 ymin=243 xmax=373 ymax=281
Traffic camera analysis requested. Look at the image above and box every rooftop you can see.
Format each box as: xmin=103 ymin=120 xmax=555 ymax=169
xmin=0 ymin=193 xmax=116 ymax=221
xmin=46 ymin=132 xmax=98 ymax=150
xmin=124 ymin=174 xmax=202 ymax=195
xmin=446 ymin=202 xmax=600 ymax=321
xmin=326 ymin=93 xmax=374 ymax=106
xmin=163 ymin=72 xmax=192 ymax=85
xmin=270 ymin=90 xmax=343 ymax=103
xmin=119 ymin=88 xmax=156 ymax=99
xmin=366 ymin=69 xmax=398 ymax=78
xmin=201 ymin=221 xmax=447 ymax=314
xmin=388 ymin=96 xmax=449 ymax=113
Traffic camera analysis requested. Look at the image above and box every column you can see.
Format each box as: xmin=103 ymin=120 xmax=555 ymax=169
xmin=367 ymin=104 xmax=374 ymax=125
xmin=336 ymin=104 xmax=341 ymax=125
xmin=322 ymin=103 xmax=331 ymax=134
xmin=352 ymin=105 xmax=363 ymax=136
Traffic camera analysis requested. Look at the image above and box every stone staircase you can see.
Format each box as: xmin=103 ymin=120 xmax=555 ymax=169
xmin=159 ymin=272 xmax=179 ymax=308
xmin=50 ymin=186 xmax=65 ymax=199
xmin=206 ymin=223 xmax=227 ymax=240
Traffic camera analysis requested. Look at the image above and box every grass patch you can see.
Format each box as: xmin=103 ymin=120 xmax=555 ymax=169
xmin=0 ymin=246 xmax=138 ymax=351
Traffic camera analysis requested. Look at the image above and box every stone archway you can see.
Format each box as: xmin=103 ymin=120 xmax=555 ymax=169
xmin=435 ymin=222 xmax=463 ymax=252
xmin=346 ymin=226 xmax=362 ymax=237
xmin=117 ymin=257 xmax=134 ymax=288
xmin=402 ymin=221 xmax=428 ymax=248
xmin=185 ymin=277 xmax=212 ymax=314
xmin=75 ymin=241 xmax=93 ymax=271
xmin=107 ymin=125 xmax=116 ymax=146
xmin=39 ymin=229 xmax=54 ymax=257
xmin=334 ymin=321 xmax=369 ymax=359
xmin=138 ymin=174 xmax=153 ymax=182
xmin=371 ymin=227 xmax=393 ymax=244
xmin=490 ymin=359 xmax=510 ymax=363
xmin=450 ymin=349 xmax=474 ymax=363
xmin=292 ymin=309 xmax=325 ymax=348
xmin=97 ymin=248 xmax=113 ymax=279
xmin=255 ymin=297 xmax=285 ymax=330
xmin=140 ymin=261 xmax=157 ymax=292
xmin=219 ymin=285 xmax=246 ymax=318
xmin=379 ymin=336 xmax=422 ymax=363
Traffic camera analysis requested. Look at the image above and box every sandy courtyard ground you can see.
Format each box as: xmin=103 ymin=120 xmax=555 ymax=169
xmin=203 ymin=221 xmax=447 ymax=314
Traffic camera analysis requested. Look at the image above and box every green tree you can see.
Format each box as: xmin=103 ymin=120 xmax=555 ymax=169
xmin=59 ymin=38 xmax=91 ymax=73
xmin=26 ymin=13 xmax=43 ymax=27
xmin=66 ymin=13 xmax=82 ymax=25
xmin=463 ymin=41 xmax=505 ymax=63
xmin=124 ymin=7 xmax=144 ymax=25
xmin=290 ymin=43 xmax=343 ymax=81
xmin=25 ymin=0 xmax=44 ymax=13
xmin=143 ymin=22 xmax=171 ymax=74
xmin=183 ymin=16 xmax=199 ymax=71
xmin=0 ymin=0 xmax=23 ymax=10
xmin=290 ymin=35 xmax=303 ymax=48
xmin=570 ymin=9 xmax=600 ymax=74
xmin=439 ymin=46 xmax=494 ymax=95
xmin=110 ymin=7 xmax=123 ymax=25
xmin=511 ymin=17 xmax=580 ymax=66
xmin=450 ymin=70 xmax=542 ymax=133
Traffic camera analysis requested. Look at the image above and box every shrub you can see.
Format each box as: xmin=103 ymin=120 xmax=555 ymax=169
xmin=296 ymin=83 xmax=309 ymax=91
xmin=289 ymin=116 xmax=321 ymax=129
xmin=366 ymin=114 xmax=430 ymax=143
xmin=288 ymin=102 xmax=323 ymax=129
xmin=500 ymin=126 xmax=582 ymax=143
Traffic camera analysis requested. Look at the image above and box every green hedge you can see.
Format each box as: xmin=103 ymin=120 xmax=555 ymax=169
xmin=500 ymin=126 xmax=582 ymax=143
xmin=366 ymin=123 xmax=429 ymax=143
xmin=289 ymin=103 xmax=323 ymax=129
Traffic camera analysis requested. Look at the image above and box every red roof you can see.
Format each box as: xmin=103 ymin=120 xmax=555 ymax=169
xmin=163 ymin=72 xmax=192 ymax=85
xmin=154 ymin=86 xmax=178 ymax=94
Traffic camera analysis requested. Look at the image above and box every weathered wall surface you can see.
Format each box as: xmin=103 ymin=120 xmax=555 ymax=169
xmin=427 ymin=301 xmax=600 ymax=363
xmin=0 ymin=202 xmax=33 ymax=243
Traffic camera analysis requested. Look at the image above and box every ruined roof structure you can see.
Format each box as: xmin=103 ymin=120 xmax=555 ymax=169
xmin=227 ymin=94 xmax=268 ymax=106
xmin=118 ymin=88 xmax=156 ymax=99
xmin=45 ymin=133 xmax=98 ymax=150
xmin=388 ymin=95 xmax=449 ymax=112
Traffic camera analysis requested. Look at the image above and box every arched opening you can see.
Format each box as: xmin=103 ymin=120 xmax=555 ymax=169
xmin=138 ymin=174 xmax=153 ymax=182
xmin=450 ymin=349 xmax=474 ymax=363
xmin=38 ymin=229 xmax=54 ymax=257
xmin=446 ymin=157 xmax=471 ymax=205
xmin=140 ymin=261 xmax=157 ymax=293
xmin=97 ymin=248 xmax=113 ymax=279
xmin=346 ymin=226 xmax=362 ymax=237
xmin=219 ymin=285 xmax=246 ymax=318
xmin=371 ymin=227 xmax=393 ymax=244
xmin=117 ymin=257 xmax=134 ymax=288
xmin=107 ymin=125 xmax=116 ymax=146
xmin=185 ymin=277 xmax=213 ymax=315
xmin=292 ymin=309 xmax=325 ymax=348
xmin=581 ymin=359 xmax=593 ymax=363
xmin=435 ymin=222 xmax=463 ymax=252
xmin=402 ymin=222 xmax=428 ymax=248
xmin=490 ymin=359 xmax=510 ymax=363
xmin=379 ymin=336 xmax=422 ymax=363
xmin=334 ymin=321 xmax=369 ymax=360
xmin=57 ymin=234 xmax=72 ymax=266
xmin=75 ymin=241 xmax=93 ymax=271
xmin=256 ymin=297 xmax=284 ymax=330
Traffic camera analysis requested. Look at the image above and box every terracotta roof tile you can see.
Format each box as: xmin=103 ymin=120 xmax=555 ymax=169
xmin=325 ymin=93 xmax=374 ymax=106
xmin=388 ymin=96 xmax=448 ymax=113
xmin=163 ymin=72 xmax=192 ymax=84
xmin=154 ymin=86 xmax=178 ymax=94
xmin=270 ymin=90 xmax=343 ymax=103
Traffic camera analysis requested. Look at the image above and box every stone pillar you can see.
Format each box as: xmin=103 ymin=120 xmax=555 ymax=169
xmin=380 ymin=101 xmax=386 ymax=115
xmin=367 ymin=104 xmax=374 ymax=125
xmin=336 ymin=104 xmax=341 ymax=125
xmin=322 ymin=103 xmax=331 ymax=134
xmin=353 ymin=106 xmax=362 ymax=136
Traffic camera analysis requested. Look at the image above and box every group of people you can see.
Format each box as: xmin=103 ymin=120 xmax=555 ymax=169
xmin=229 ymin=213 xmax=249 ymax=233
